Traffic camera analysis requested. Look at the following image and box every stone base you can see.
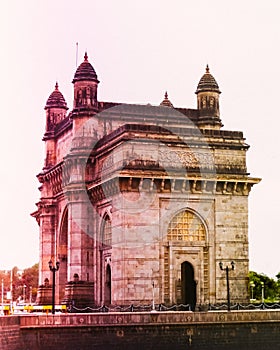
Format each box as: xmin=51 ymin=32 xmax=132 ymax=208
xmin=63 ymin=281 xmax=95 ymax=309
xmin=36 ymin=285 xmax=52 ymax=305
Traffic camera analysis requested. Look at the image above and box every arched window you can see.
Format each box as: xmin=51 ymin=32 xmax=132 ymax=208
xmin=101 ymin=214 xmax=112 ymax=247
xmin=167 ymin=210 xmax=206 ymax=241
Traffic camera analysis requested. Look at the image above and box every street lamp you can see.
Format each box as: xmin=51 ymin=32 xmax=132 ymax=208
xmin=48 ymin=260 xmax=60 ymax=315
xmin=23 ymin=284 xmax=26 ymax=303
xmin=250 ymin=281 xmax=255 ymax=301
xmin=1 ymin=279 xmax=4 ymax=316
xmin=261 ymin=281 xmax=264 ymax=304
xmin=219 ymin=261 xmax=235 ymax=312
xmin=29 ymin=286 xmax=32 ymax=304
xmin=151 ymin=281 xmax=156 ymax=312
xmin=10 ymin=269 xmax=13 ymax=313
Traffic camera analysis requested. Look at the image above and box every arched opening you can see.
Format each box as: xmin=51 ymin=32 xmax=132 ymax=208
xmin=181 ymin=261 xmax=196 ymax=311
xmin=99 ymin=214 xmax=112 ymax=304
xmin=57 ymin=208 xmax=68 ymax=302
xmin=104 ymin=264 xmax=111 ymax=305
xmin=167 ymin=209 xmax=206 ymax=242
xmin=164 ymin=209 xmax=208 ymax=305
xmin=101 ymin=214 xmax=112 ymax=248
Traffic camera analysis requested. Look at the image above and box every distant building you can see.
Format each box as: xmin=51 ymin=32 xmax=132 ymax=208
xmin=32 ymin=53 xmax=260 ymax=308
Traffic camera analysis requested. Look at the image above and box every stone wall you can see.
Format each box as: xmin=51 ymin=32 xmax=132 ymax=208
xmin=1 ymin=311 xmax=280 ymax=350
xmin=215 ymin=194 xmax=250 ymax=303
xmin=0 ymin=316 xmax=22 ymax=350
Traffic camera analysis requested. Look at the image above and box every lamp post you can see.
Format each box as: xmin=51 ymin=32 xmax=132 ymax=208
xmin=250 ymin=281 xmax=255 ymax=301
xmin=48 ymin=260 xmax=60 ymax=315
xmin=219 ymin=261 xmax=235 ymax=312
xmin=1 ymin=279 xmax=4 ymax=316
xmin=151 ymin=281 xmax=155 ymax=312
xmin=10 ymin=269 xmax=13 ymax=314
xmin=29 ymin=286 xmax=32 ymax=304
xmin=23 ymin=284 xmax=26 ymax=303
xmin=261 ymin=281 xmax=264 ymax=304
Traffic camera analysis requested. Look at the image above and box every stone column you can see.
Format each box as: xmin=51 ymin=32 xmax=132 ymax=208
xmin=36 ymin=203 xmax=56 ymax=305
xmin=63 ymin=188 xmax=95 ymax=308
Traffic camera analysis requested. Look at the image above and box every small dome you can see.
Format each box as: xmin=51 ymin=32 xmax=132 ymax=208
xmin=160 ymin=91 xmax=173 ymax=107
xmin=196 ymin=65 xmax=220 ymax=94
xmin=72 ymin=52 xmax=99 ymax=83
xmin=45 ymin=82 xmax=68 ymax=109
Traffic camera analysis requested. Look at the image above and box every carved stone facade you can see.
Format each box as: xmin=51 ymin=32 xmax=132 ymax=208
xmin=32 ymin=53 xmax=260 ymax=308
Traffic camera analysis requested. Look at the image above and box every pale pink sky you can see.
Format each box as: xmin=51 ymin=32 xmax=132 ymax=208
xmin=0 ymin=1 xmax=279 ymax=276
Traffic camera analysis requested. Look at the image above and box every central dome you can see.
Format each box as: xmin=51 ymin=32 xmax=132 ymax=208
xmin=72 ymin=52 xmax=99 ymax=83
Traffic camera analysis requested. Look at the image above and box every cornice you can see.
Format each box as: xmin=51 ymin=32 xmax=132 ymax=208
xmin=87 ymin=175 xmax=261 ymax=202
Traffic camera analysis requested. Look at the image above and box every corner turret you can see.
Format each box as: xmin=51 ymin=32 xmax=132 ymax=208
xmin=43 ymin=82 xmax=68 ymax=168
xmin=195 ymin=65 xmax=222 ymax=129
xmin=44 ymin=82 xmax=68 ymax=134
xmin=72 ymin=52 xmax=99 ymax=112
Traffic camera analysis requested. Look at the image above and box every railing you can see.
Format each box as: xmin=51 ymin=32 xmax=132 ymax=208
xmin=5 ymin=302 xmax=280 ymax=315
xmin=67 ymin=302 xmax=280 ymax=313
xmin=68 ymin=303 xmax=192 ymax=313
xmin=209 ymin=302 xmax=280 ymax=311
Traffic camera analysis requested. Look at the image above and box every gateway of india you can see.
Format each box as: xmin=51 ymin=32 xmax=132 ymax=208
xmin=32 ymin=53 xmax=260 ymax=309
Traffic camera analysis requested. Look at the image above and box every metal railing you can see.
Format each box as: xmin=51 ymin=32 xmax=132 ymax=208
xmin=67 ymin=302 xmax=280 ymax=313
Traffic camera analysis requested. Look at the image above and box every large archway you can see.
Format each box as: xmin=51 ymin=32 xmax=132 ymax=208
xmin=181 ymin=261 xmax=196 ymax=311
xmin=57 ymin=207 xmax=68 ymax=302
xmin=165 ymin=209 xmax=207 ymax=306
xmin=99 ymin=214 xmax=112 ymax=305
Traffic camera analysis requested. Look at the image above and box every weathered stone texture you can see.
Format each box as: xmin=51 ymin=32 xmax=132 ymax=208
xmin=32 ymin=57 xmax=260 ymax=308
xmin=0 ymin=316 xmax=22 ymax=350
xmin=1 ymin=312 xmax=280 ymax=350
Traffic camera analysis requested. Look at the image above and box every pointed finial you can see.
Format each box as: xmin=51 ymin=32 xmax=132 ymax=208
xmin=160 ymin=91 xmax=173 ymax=107
xmin=84 ymin=51 xmax=88 ymax=61
xmin=55 ymin=82 xmax=59 ymax=90
xmin=206 ymin=64 xmax=210 ymax=73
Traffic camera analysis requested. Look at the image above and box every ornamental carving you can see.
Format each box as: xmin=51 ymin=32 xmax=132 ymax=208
xmin=98 ymin=148 xmax=246 ymax=172
xmin=102 ymin=154 xmax=114 ymax=171
xmin=159 ymin=149 xmax=214 ymax=169
xmin=215 ymin=155 xmax=246 ymax=168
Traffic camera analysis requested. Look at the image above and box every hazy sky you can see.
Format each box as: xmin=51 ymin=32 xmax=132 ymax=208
xmin=0 ymin=0 xmax=279 ymax=277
